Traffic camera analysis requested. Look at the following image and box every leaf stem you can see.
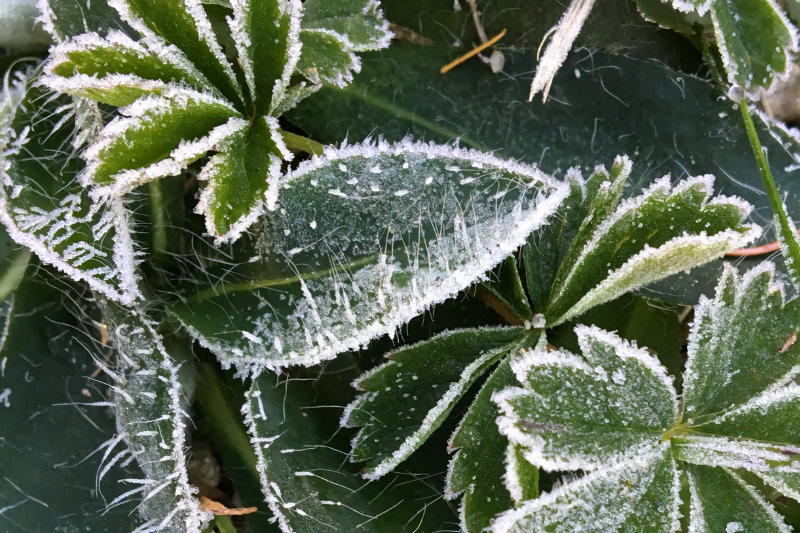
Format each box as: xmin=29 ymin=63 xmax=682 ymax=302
xmin=148 ymin=180 xmax=170 ymax=264
xmin=0 ymin=247 xmax=29 ymax=302
xmin=739 ymin=98 xmax=800 ymax=287
xmin=279 ymin=129 xmax=325 ymax=156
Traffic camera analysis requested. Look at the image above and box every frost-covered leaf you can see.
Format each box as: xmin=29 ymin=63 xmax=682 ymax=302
xmin=104 ymin=302 xmax=211 ymax=532
xmin=686 ymin=466 xmax=791 ymax=532
xmin=85 ymin=88 xmax=240 ymax=194
xmin=0 ymin=71 xmax=141 ymax=304
xmin=481 ymin=256 xmax=532 ymax=324
xmin=673 ymin=433 xmax=800 ymax=472
xmin=0 ymin=0 xmax=51 ymax=51
xmin=342 ymin=326 xmax=527 ymax=480
xmin=490 ymin=444 xmax=680 ymax=533
xmin=710 ymin=0 xmax=798 ymax=94
xmin=524 ymin=157 xmax=627 ymax=313
xmin=243 ymin=370 xmax=457 ymax=532
xmin=172 ymin=140 xmax=567 ymax=370
xmin=758 ymin=471 xmax=800 ymax=502
xmin=494 ymin=325 xmax=677 ymax=471
xmin=40 ymin=0 xmax=127 ymax=40
xmin=42 ymin=30 xmax=212 ymax=106
xmin=446 ymin=357 xmax=539 ymax=533
xmin=0 ymin=271 xmax=141 ymax=531
xmin=227 ymin=0 xmax=299 ymax=116
xmin=544 ymin=170 xmax=759 ymax=326
xmin=683 ymin=262 xmax=800 ymax=420
xmin=195 ymin=116 xmax=289 ymax=241
xmin=297 ymin=29 xmax=359 ymax=88
xmin=110 ymin=0 xmax=243 ymax=107
xmin=301 ymin=0 xmax=392 ymax=52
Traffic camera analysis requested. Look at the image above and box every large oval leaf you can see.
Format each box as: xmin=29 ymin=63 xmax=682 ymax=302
xmin=172 ymin=140 xmax=567 ymax=370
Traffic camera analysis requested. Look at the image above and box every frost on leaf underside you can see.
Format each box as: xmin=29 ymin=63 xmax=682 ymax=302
xmin=0 ymin=71 xmax=141 ymax=304
xmin=104 ymin=303 xmax=211 ymax=533
xmin=543 ymin=165 xmax=759 ymax=327
xmin=172 ymin=140 xmax=568 ymax=371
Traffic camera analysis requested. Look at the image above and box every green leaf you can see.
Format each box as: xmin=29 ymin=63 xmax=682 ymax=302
xmin=195 ymin=115 xmax=288 ymax=241
xmin=297 ymin=29 xmax=360 ymax=88
xmin=301 ymin=0 xmax=392 ymax=51
xmin=686 ymin=466 xmax=791 ymax=532
xmin=288 ymin=43 xmax=800 ymax=303
xmin=494 ymin=325 xmax=677 ymax=471
xmin=85 ymin=88 xmax=240 ymax=194
xmin=172 ymin=140 xmax=567 ymax=370
xmin=446 ymin=358 xmax=534 ymax=533
xmin=40 ymin=0 xmax=127 ymax=40
xmin=710 ymin=0 xmax=798 ymax=93
xmin=758 ymin=471 xmax=800 ymax=502
xmin=342 ymin=326 xmax=526 ymax=479
xmin=0 ymin=272 xmax=140 ymax=531
xmin=103 ymin=302 xmax=211 ymax=531
xmin=112 ymin=0 xmax=243 ymax=107
xmin=544 ymin=172 xmax=759 ymax=326
xmin=0 ymin=71 xmax=141 ymax=304
xmin=227 ymin=0 xmax=298 ymax=116
xmin=243 ymin=370 xmax=457 ymax=532
xmin=43 ymin=30 xmax=212 ymax=106
xmin=683 ymin=262 xmax=800 ymax=420
xmin=525 ymin=157 xmax=629 ymax=314
xmin=480 ymin=256 xmax=532 ymax=324
xmin=490 ymin=445 xmax=680 ymax=532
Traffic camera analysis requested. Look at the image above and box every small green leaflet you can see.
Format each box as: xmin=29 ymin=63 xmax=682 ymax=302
xmin=529 ymin=157 xmax=759 ymax=327
xmin=342 ymin=326 xmax=527 ymax=479
xmin=103 ymin=303 xmax=211 ymax=531
xmin=171 ymin=140 xmax=567 ymax=371
xmin=710 ymin=0 xmax=798 ymax=94
xmin=489 ymin=262 xmax=800 ymax=532
xmin=39 ymin=0 xmax=391 ymax=244
xmin=661 ymin=0 xmax=798 ymax=94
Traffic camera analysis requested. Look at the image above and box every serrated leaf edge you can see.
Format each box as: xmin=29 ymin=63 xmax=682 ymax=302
xmin=341 ymin=332 xmax=519 ymax=481
xmin=300 ymin=28 xmax=361 ymax=88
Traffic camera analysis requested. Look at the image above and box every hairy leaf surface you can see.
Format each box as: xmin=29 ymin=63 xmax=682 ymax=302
xmin=244 ymin=371 xmax=457 ymax=532
xmin=301 ymin=0 xmax=392 ymax=51
xmin=0 ymin=71 xmax=141 ymax=304
xmin=105 ymin=303 xmax=211 ymax=532
xmin=173 ymin=140 xmax=567 ymax=370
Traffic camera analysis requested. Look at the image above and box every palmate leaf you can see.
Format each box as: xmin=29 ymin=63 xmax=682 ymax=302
xmin=489 ymin=263 xmax=800 ymax=532
xmin=172 ymin=140 xmax=567 ymax=370
xmin=0 ymin=70 xmax=141 ymax=304
xmin=103 ymin=303 xmax=211 ymax=532
xmin=541 ymin=167 xmax=759 ymax=327
xmin=683 ymin=262 xmax=800 ymax=420
xmin=341 ymin=326 xmax=528 ymax=479
xmin=243 ymin=370 xmax=457 ymax=532
xmin=480 ymin=256 xmax=533 ymax=324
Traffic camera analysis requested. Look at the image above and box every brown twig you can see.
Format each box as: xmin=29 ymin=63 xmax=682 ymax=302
xmin=200 ymin=496 xmax=258 ymax=516
xmin=724 ymin=228 xmax=800 ymax=257
xmin=440 ymin=29 xmax=507 ymax=74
